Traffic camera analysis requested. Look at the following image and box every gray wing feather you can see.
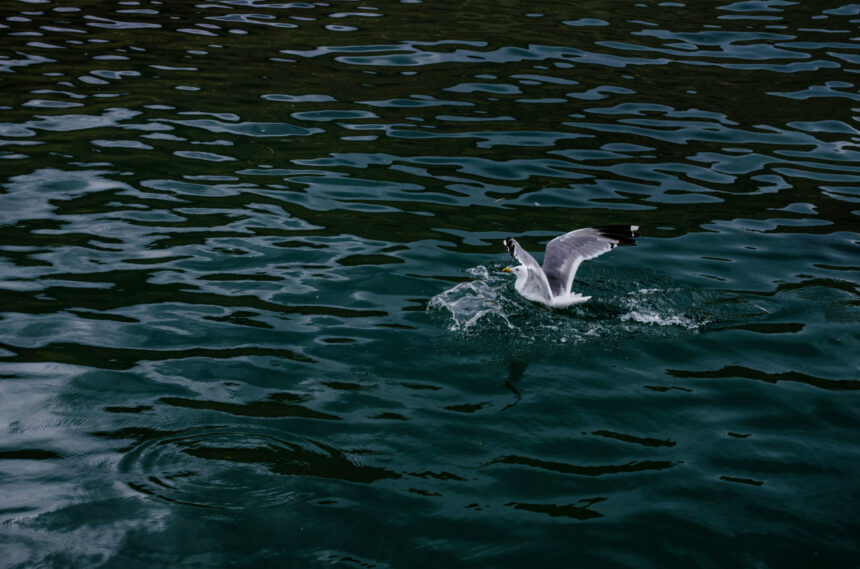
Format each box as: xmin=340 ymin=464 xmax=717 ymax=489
xmin=504 ymin=237 xmax=552 ymax=300
xmin=542 ymin=225 xmax=638 ymax=296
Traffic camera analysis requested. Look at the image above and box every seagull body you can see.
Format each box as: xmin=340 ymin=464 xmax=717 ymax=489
xmin=502 ymin=225 xmax=639 ymax=308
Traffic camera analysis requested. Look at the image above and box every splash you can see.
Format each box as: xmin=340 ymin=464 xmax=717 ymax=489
xmin=427 ymin=266 xmax=514 ymax=331
xmin=618 ymin=288 xmax=701 ymax=330
xmin=428 ymin=266 xmax=704 ymax=342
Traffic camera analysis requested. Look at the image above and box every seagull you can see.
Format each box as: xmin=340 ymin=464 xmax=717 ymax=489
xmin=502 ymin=225 xmax=639 ymax=308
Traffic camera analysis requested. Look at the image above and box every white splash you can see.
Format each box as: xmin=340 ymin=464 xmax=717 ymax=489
xmin=429 ymin=268 xmax=702 ymax=341
xmin=618 ymin=288 xmax=700 ymax=330
xmin=428 ymin=266 xmax=514 ymax=331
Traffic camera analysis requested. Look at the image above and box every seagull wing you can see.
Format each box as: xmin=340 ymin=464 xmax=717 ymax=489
xmin=542 ymin=225 xmax=638 ymax=296
xmin=504 ymin=237 xmax=552 ymax=300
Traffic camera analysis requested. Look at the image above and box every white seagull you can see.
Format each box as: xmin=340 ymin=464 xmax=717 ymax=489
xmin=502 ymin=225 xmax=639 ymax=308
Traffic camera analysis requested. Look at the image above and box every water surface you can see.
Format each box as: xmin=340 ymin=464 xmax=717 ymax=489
xmin=1 ymin=1 xmax=859 ymax=567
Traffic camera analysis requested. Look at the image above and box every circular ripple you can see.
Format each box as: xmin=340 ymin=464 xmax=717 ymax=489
xmin=119 ymin=427 xmax=398 ymax=510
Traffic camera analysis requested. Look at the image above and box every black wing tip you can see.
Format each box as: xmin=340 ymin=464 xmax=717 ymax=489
xmin=595 ymin=225 xmax=640 ymax=245
xmin=504 ymin=237 xmax=516 ymax=257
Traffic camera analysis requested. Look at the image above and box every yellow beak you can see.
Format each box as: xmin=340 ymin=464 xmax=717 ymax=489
xmin=502 ymin=267 xmax=513 ymax=273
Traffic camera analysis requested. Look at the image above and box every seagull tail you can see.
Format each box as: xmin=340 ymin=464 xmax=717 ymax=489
xmin=594 ymin=225 xmax=639 ymax=246
xmin=549 ymin=293 xmax=592 ymax=308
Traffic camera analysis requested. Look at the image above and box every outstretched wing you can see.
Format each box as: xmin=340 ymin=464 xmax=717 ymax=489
xmin=504 ymin=237 xmax=552 ymax=300
xmin=542 ymin=225 xmax=638 ymax=296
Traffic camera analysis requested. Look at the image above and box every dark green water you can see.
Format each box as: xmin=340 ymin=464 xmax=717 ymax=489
xmin=1 ymin=1 xmax=859 ymax=567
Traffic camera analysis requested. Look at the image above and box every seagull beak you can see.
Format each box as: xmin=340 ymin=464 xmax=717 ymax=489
xmin=502 ymin=267 xmax=513 ymax=273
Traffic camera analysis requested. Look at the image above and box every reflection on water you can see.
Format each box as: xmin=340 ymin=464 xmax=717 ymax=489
xmin=1 ymin=0 xmax=859 ymax=567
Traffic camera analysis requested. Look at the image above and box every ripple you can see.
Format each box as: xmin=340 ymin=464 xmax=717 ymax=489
xmin=173 ymin=150 xmax=236 ymax=162
xmin=0 ymin=342 xmax=315 ymax=370
xmin=158 ymin=394 xmax=341 ymax=420
xmin=491 ymin=454 xmax=677 ymax=476
xmin=2 ymin=0 xmax=859 ymax=565
xmin=667 ymin=365 xmax=860 ymax=391
xmin=564 ymin=18 xmax=609 ymax=27
xmin=120 ymin=427 xmax=400 ymax=510
xmin=506 ymin=499 xmax=605 ymax=520
xmin=168 ymin=118 xmax=321 ymax=137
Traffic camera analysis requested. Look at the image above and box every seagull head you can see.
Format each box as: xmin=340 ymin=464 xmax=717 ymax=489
xmin=502 ymin=266 xmax=524 ymax=277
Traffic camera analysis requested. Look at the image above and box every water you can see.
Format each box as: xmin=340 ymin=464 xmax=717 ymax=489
xmin=1 ymin=1 xmax=858 ymax=567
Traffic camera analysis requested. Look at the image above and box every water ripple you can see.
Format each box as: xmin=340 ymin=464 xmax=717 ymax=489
xmin=119 ymin=428 xmax=398 ymax=510
xmin=1 ymin=0 xmax=859 ymax=566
